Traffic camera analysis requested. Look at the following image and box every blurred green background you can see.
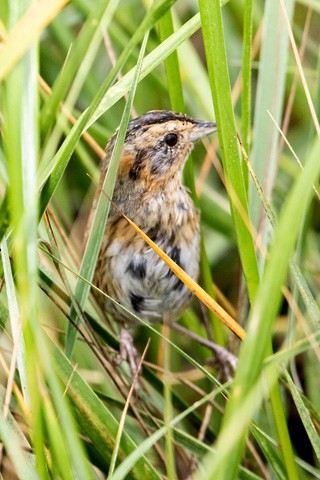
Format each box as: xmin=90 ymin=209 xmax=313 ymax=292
xmin=0 ymin=0 xmax=319 ymax=478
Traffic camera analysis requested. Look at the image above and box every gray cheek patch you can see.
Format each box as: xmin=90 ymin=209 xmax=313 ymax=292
xmin=148 ymin=143 xmax=178 ymax=177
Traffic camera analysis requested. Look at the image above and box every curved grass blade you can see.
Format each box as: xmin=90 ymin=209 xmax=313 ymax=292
xmin=65 ymin=32 xmax=149 ymax=355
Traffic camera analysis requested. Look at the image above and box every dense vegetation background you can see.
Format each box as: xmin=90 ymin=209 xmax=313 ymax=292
xmin=0 ymin=0 xmax=319 ymax=478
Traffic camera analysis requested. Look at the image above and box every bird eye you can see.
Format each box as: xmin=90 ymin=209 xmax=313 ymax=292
xmin=164 ymin=133 xmax=178 ymax=146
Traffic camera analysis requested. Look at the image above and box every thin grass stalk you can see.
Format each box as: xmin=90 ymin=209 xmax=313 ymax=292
xmin=268 ymin=372 xmax=301 ymax=480
xmin=249 ymin=0 xmax=295 ymax=267
xmin=158 ymin=8 xmax=184 ymax=112
xmin=163 ymin=322 xmax=176 ymax=480
xmin=199 ymin=240 xmax=225 ymax=345
xmin=86 ymin=11 xmax=202 ymax=129
xmin=157 ymin=19 xmax=182 ymax=476
xmin=170 ymin=10 xmax=215 ymax=121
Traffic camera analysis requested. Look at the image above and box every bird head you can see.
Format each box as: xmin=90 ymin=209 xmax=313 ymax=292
xmin=106 ymin=110 xmax=217 ymax=191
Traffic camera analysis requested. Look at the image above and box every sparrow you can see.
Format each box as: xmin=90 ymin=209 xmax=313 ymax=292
xmin=93 ymin=110 xmax=216 ymax=371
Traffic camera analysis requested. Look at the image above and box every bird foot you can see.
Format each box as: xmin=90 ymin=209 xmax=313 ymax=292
xmin=207 ymin=344 xmax=238 ymax=381
xmin=116 ymin=328 xmax=141 ymax=388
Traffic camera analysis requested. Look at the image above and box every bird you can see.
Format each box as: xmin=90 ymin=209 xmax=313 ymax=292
xmin=93 ymin=110 xmax=217 ymax=372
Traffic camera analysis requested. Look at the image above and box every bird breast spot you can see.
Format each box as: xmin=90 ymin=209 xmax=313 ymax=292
xmin=129 ymin=292 xmax=144 ymax=312
xmin=126 ymin=258 xmax=147 ymax=279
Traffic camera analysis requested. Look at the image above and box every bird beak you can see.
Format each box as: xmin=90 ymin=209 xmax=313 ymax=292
xmin=190 ymin=121 xmax=217 ymax=142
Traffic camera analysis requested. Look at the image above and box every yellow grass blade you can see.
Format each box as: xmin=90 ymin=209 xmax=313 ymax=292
xmin=119 ymin=209 xmax=246 ymax=340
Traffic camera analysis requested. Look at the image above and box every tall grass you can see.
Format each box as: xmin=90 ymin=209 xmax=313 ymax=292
xmin=0 ymin=0 xmax=320 ymax=479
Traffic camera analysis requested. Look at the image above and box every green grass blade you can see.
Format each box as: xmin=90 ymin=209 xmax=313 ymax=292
xmin=265 ymin=330 xmax=320 ymax=368
xmin=159 ymin=8 xmax=184 ymax=111
xmin=268 ymin=371 xmax=299 ymax=480
xmin=251 ymin=426 xmax=287 ymax=480
xmin=170 ymin=11 xmax=215 ymax=120
xmin=43 ymin=398 xmax=74 ymax=480
xmin=200 ymin=135 xmax=320 ymax=479
xmin=199 ymin=192 xmax=234 ymax=240
xmin=39 ymin=106 xmax=93 ymax=215
xmin=199 ymin=0 xmax=260 ymax=302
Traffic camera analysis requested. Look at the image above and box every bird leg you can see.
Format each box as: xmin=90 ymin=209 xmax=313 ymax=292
xmin=172 ymin=321 xmax=237 ymax=381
